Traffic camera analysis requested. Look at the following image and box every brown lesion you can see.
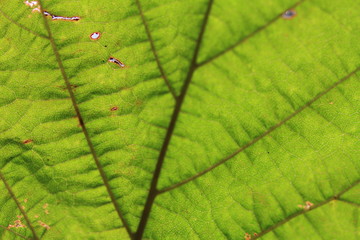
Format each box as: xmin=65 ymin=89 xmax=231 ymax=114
xmin=38 ymin=221 xmax=50 ymax=230
xmin=244 ymin=233 xmax=252 ymax=240
xmin=7 ymin=219 xmax=27 ymax=230
xmin=298 ymin=201 xmax=314 ymax=210
xmin=22 ymin=139 xmax=33 ymax=144
xmin=110 ymin=106 xmax=119 ymax=111
xmin=135 ymin=99 xmax=143 ymax=107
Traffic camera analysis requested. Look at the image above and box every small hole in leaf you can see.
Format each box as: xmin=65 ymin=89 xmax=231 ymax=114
xmin=282 ymin=9 xmax=297 ymax=19
xmin=43 ymin=10 xmax=80 ymax=21
xmin=89 ymin=32 xmax=101 ymax=40
xmin=108 ymin=57 xmax=126 ymax=68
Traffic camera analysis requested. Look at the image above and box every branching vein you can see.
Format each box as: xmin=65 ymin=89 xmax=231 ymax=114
xmin=36 ymin=0 xmax=133 ymax=237
xmin=252 ymin=180 xmax=359 ymax=239
xmin=134 ymin=0 xmax=214 ymax=239
xmin=197 ymin=0 xmax=307 ymax=67
xmin=0 ymin=171 xmax=39 ymax=240
xmin=0 ymin=8 xmax=49 ymax=39
xmin=158 ymin=65 xmax=360 ymax=194
xmin=0 ymin=224 xmax=31 ymax=240
xmin=135 ymin=0 xmax=178 ymax=100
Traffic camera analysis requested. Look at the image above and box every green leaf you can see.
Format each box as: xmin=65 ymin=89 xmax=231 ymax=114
xmin=0 ymin=0 xmax=359 ymax=239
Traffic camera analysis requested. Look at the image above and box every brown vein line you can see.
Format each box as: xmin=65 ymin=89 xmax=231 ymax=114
xmin=337 ymin=199 xmax=360 ymax=208
xmin=252 ymin=180 xmax=360 ymax=239
xmin=134 ymin=0 xmax=178 ymax=100
xmin=36 ymin=0 xmax=133 ymax=237
xmin=158 ymin=66 xmax=360 ymax=194
xmin=0 ymin=8 xmax=49 ymax=39
xmin=0 ymin=224 xmax=31 ymax=240
xmin=0 ymin=171 xmax=39 ymax=240
xmin=133 ymin=0 xmax=214 ymax=239
xmin=196 ymin=0 xmax=307 ymax=68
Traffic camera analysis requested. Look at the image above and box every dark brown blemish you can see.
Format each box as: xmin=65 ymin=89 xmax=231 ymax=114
xmin=23 ymin=139 xmax=33 ymax=144
xmin=282 ymin=9 xmax=297 ymax=19
xmin=111 ymin=106 xmax=119 ymax=111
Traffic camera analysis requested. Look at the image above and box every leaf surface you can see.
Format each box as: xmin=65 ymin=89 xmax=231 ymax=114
xmin=0 ymin=0 xmax=359 ymax=239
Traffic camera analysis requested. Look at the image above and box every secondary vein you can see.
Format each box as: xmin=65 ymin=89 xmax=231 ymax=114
xmin=252 ymin=180 xmax=360 ymax=239
xmin=135 ymin=0 xmax=178 ymax=100
xmin=36 ymin=0 xmax=133 ymax=237
xmin=158 ymin=65 xmax=360 ymax=194
xmin=0 ymin=8 xmax=49 ymax=39
xmin=197 ymin=0 xmax=307 ymax=68
xmin=0 ymin=171 xmax=39 ymax=240
xmin=134 ymin=0 xmax=214 ymax=239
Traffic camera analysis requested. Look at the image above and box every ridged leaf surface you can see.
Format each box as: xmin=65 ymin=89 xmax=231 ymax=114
xmin=0 ymin=0 xmax=359 ymax=239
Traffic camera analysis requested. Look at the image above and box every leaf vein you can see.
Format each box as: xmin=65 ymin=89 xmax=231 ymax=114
xmin=0 ymin=224 xmax=31 ymax=240
xmin=0 ymin=171 xmax=39 ymax=240
xmin=134 ymin=0 xmax=214 ymax=238
xmin=0 ymin=8 xmax=49 ymax=39
xmin=197 ymin=0 xmax=307 ymax=67
xmin=251 ymin=180 xmax=360 ymax=239
xmin=36 ymin=0 xmax=133 ymax=237
xmin=158 ymin=65 xmax=360 ymax=193
xmin=134 ymin=0 xmax=178 ymax=100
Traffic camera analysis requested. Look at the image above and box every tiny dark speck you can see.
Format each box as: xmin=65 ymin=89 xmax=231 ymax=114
xmin=282 ymin=9 xmax=297 ymax=19
xmin=104 ymin=45 xmax=107 ymax=47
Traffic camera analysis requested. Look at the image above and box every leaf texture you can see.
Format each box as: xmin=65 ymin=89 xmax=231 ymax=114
xmin=0 ymin=0 xmax=359 ymax=239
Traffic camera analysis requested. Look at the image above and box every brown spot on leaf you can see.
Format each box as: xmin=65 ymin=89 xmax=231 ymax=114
xmin=23 ymin=139 xmax=33 ymax=144
xmin=43 ymin=203 xmax=48 ymax=209
xmin=135 ymin=99 xmax=143 ymax=107
xmin=111 ymin=106 xmax=119 ymax=111
xmin=7 ymin=219 xmax=27 ymax=229
xmin=298 ymin=201 xmax=314 ymax=210
xmin=244 ymin=233 xmax=252 ymax=240
xmin=38 ymin=221 xmax=50 ymax=230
